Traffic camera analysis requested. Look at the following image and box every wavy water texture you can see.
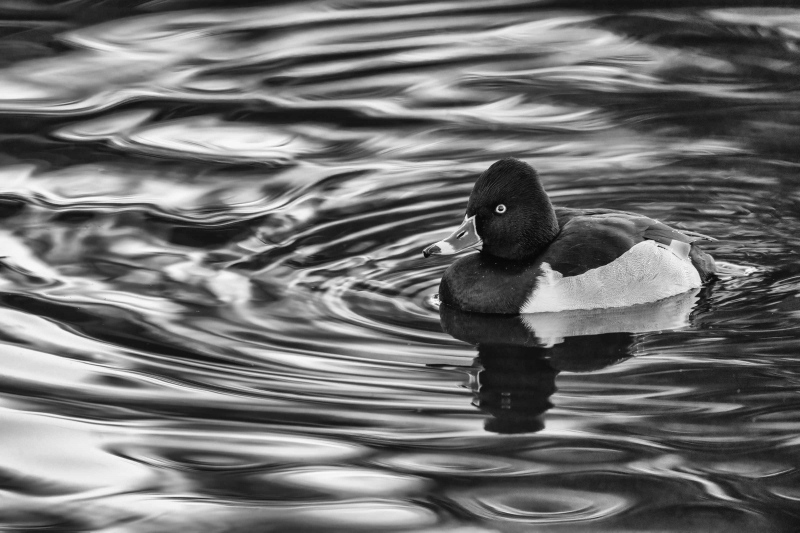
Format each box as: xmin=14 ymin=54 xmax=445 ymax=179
xmin=0 ymin=2 xmax=798 ymax=532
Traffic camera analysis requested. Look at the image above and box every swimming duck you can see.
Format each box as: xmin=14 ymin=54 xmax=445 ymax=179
xmin=423 ymin=158 xmax=716 ymax=314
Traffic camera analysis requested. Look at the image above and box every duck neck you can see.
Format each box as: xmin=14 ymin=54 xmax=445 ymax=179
xmin=484 ymin=203 xmax=559 ymax=262
xmin=525 ymin=208 xmax=560 ymax=260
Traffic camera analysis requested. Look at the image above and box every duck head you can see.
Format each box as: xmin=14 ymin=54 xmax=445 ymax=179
xmin=423 ymin=158 xmax=559 ymax=261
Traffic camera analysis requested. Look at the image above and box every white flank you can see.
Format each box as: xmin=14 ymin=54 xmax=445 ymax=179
xmin=520 ymin=240 xmax=702 ymax=313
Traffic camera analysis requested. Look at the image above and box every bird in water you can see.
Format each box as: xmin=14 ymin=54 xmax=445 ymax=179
xmin=423 ymin=158 xmax=716 ymax=314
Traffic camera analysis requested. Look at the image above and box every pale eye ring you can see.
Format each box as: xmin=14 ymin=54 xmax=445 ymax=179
xmin=495 ymin=204 xmax=507 ymax=215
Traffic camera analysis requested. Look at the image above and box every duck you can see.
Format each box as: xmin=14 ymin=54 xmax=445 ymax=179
xmin=422 ymin=158 xmax=716 ymax=314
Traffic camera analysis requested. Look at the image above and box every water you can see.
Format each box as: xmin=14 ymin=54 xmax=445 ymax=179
xmin=0 ymin=2 xmax=799 ymax=531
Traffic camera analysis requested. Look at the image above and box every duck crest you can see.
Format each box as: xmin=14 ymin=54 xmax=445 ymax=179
xmin=467 ymin=158 xmax=559 ymax=261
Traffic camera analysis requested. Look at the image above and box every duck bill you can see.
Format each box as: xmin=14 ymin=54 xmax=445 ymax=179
xmin=423 ymin=215 xmax=483 ymax=258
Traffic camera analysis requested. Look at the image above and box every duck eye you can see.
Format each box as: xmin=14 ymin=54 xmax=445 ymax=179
xmin=495 ymin=204 xmax=507 ymax=215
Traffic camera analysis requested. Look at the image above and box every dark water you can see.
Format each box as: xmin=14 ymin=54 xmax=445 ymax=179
xmin=0 ymin=1 xmax=799 ymax=531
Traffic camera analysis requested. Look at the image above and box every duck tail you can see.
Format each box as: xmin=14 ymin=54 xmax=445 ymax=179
xmin=690 ymin=245 xmax=717 ymax=282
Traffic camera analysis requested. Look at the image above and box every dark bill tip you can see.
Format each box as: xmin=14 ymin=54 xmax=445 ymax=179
xmin=422 ymin=244 xmax=440 ymax=258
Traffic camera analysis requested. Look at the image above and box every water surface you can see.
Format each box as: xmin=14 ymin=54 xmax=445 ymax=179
xmin=0 ymin=2 xmax=799 ymax=531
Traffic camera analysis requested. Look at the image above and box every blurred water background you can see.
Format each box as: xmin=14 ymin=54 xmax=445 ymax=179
xmin=0 ymin=1 xmax=799 ymax=531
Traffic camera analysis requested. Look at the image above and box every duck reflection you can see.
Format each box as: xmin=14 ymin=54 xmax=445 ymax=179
xmin=440 ymin=289 xmax=701 ymax=434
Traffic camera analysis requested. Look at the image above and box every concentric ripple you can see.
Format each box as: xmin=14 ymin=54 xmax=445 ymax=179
xmin=0 ymin=2 xmax=799 ymax=532
xmin=452 ymin=485 xmax=630 ymax=524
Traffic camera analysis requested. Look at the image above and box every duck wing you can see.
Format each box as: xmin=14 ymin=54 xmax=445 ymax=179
xmin=556 ymin=207 xmax=715 ymax=241
xmin=546 ymin=209 xmax=715 ymax=279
